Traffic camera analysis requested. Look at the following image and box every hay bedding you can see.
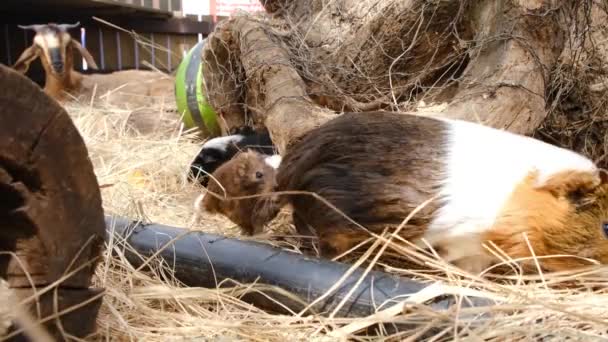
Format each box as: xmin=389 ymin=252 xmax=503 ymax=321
xmin=0 ymin=88 xmax=606 ymax=341
xmin=13 ymin=95 xmax=596 ymax=341
xmin=3 ymin=4 xmax=608 ymax=341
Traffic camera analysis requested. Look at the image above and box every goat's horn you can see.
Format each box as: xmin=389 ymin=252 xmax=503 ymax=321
xmin=57 ymin=22 xmax=81 ymax=31
xmin=18 ymin=24 xmax=45 ymax=31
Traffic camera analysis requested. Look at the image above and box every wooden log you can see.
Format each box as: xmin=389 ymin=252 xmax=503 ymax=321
xmin=0 ymin=63 xmax=105 ymax=340
xmin=5 ymin=288 xmax=104 ymax=342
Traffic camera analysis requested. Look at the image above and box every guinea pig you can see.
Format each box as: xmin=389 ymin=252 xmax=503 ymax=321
xmin=195 ymin=149 xmax=281 ymax=235
xmin=188 ymin=126 xmax=276 ymax=187
xmin=249 ymin=111 xmax=608 ymax=274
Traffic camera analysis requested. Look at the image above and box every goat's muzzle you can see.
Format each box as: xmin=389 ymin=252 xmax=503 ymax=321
xmin=49 ymin=48 xmax=64 ymax=74
xmin=51 ymin=62 xmax=64 ymax=74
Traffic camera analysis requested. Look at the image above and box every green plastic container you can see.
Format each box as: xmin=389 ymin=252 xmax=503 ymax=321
xmin=174 ymin=39 xmax=220 ymax=136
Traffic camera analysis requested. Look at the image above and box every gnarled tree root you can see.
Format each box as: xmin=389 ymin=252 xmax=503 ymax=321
xmin=0 ymin=64 xmax=105 ymax=341
xmin=201 ymin=0 xmax=572 ymax=153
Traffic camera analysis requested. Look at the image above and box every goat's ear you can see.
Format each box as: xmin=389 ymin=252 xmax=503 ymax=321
xmin=13 ymin=44 xmax=40 ymax=74
xmin=69 ymin=39 xmax=99 ymax=70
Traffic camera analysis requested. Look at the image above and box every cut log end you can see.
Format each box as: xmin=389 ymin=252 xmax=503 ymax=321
xmin=0 ymin=64 xmax=105 ymax=340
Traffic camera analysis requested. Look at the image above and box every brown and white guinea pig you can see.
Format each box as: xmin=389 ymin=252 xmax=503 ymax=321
xmin=244 ymin=111 xmax=608 ymax=274
xmin=195 ymin=149 xmax=281 ymax=235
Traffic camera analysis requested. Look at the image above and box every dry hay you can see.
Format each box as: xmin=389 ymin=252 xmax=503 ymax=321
xmin=4 ymin=96 xmax=596 ymax=341
xmin=0 ymin=86 xmax=607 ymax=342
xmin=82 ymin=3 xmax=608 ymax=337
xmin=2 ymin=2 xmax=608 ymax=340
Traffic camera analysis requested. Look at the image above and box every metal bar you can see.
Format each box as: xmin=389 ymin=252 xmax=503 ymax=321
xmin=134 ymin=37 xmax=140 ymax=69
xmin=116 ymin=30 xmax=122 ymax=70
xmin=81 ymin=27 xmax=88 ymax=70
xmin=98 ymin=28 xmax=105 ymax=70
xmin=150 ymin=32 xmax=156 ymax=67
xmin=166 ymin=34 xmax=171 ymax=70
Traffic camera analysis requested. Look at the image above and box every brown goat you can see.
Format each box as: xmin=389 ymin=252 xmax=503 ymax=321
xmin=13 ymin=22 xmax=99 ymax=101
xmin=12 ymin=22 xmax=175 ymax=109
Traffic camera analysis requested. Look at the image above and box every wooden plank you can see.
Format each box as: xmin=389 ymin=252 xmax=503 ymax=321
xmin=114 ymin=30 xmax=123 ymax=70
xmin=83 ymin=25 xmax=102 ymax=70
xmin=102 ymin=28 xmax=118 ymax=70
xmin=133 ymin=33 xmax=140 ymax=69
xmin=153 ymin=33 xmax=169 ymax=71
xmin=119 ymin=30 xmax=136 ymax=70
xmin=169 ymin=33 xmax=185 ymax=71
xmin=137 ymin=33 xmax=153 ymax=69
xmin=184 ymin=34 xmax=199 ymax=51
xmin=98 ymin=27 xmax=107 ymax=70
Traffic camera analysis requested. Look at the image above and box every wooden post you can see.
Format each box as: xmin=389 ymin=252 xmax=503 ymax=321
xmin=0 ymin=64 xmax=105 ymax=341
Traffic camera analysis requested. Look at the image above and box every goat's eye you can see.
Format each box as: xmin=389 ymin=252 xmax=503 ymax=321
xmin=603 ymin=222 xmax=608 ymax=238
xmin=255 ymin=171 xmax=263 ymax=179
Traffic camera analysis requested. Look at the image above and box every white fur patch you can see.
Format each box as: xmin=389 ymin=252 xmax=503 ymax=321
xmin=33 ymin=35 xmax=45 ymax=47
xmin=264 ymin=154 xmax=282 ymax=169
xmin=202 ymin=134 xmax=245 ymax=152
xmin=42 ymin=34 xmax=60 ymax=49
xmin=419 ymin=118 xmax=598 ymax=271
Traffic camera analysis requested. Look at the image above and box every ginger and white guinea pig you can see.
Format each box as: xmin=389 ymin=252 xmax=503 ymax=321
xmin=188 ymin=126 xmax=276 ymax=187
xmin=203 ymin=111 xmax=608 ymax=274
xmin=195 ymin=150 xmax=281 ymax=235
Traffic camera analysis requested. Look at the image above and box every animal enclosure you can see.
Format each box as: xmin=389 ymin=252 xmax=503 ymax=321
xmin=0 ymin=0 xmax=212 ymax=86
xmin=2 ymin=0 xmax=608 ymax=341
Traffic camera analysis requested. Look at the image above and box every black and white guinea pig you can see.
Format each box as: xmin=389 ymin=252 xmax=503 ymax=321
xmin=188 ymin=126 xmax=276 ymax=187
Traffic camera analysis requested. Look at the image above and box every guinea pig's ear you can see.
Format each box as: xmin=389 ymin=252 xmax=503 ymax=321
xmin=599 ymin=169 xmax=608 ymax=185
xmin=538 ymin=170 xmax=602 ymax=199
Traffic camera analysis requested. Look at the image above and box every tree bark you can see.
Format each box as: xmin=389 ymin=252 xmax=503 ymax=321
xmin=422 ymin=0 xmax=566 ymax=134
xmin=0 ymin=64 xmax=105 ymax=340
xmin=201 ymin=0 xmax=572 ymax=152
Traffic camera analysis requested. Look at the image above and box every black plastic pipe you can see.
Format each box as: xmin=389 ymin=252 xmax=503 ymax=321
xmin=105 ymin=215 xmax=495 ymax=321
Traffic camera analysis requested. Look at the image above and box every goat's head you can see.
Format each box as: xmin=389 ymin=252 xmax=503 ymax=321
xmin=13 ymin=22 xmax=98 ymax=76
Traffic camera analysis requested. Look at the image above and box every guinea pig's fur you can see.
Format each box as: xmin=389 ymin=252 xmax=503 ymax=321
xmin=197 ymin=149 xmax=280 ymax=235
xmin=250 ymin=111 xmax=608 ymax=274
xmin=188 ymin=126 xmax=276 ymax=187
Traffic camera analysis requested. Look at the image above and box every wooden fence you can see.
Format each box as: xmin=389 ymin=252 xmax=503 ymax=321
xmin=0 ymin=0 xmax=212 ymax=85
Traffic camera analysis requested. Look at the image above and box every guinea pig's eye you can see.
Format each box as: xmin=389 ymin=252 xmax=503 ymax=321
xmin=255 ymin=171 xmax=263 ymax=179
xmin=603 ymin=222 xmax=608 ymax=238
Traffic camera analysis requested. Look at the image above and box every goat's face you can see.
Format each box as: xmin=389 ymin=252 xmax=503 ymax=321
xmin=34 ymin=25 xmax=72 ymax=75
xmin=13 ymin=22 xmax=98 ymax=76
